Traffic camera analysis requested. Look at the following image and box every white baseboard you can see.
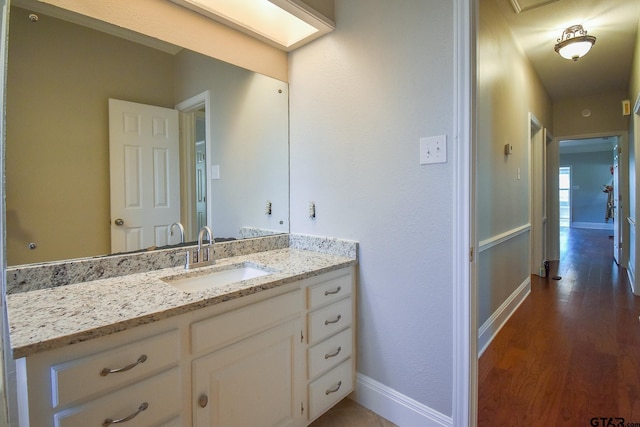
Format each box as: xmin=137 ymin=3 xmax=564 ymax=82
xmin=477 ymin=277 xmax=531 ymax=357
xmin=353 ymin=373 xmax=452 ymax=427
xmin=628 ymin=265 xmax=637 ymax=295
xmin=571 ymin=221 xmax=614 ymax=230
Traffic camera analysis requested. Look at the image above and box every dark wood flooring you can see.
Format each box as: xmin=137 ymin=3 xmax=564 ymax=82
xmin=478 ymin=228 xmax=640 ymax=426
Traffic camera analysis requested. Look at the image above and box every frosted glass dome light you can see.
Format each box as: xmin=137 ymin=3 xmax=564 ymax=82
xmin=554 ymin=24 xmax=596 ymax=61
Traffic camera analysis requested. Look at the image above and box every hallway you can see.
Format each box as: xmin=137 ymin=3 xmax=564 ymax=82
xmin=478 ymin=228 xmax=640 ymax=426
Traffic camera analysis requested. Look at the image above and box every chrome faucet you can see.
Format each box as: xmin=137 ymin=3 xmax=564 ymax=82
xmin=198 ymin=225 xmax=213 ymax=249
xmin=185 ymin=226 xmax=215 ymax=269
xmin=170 ymin=222 xmax=185 ymax=244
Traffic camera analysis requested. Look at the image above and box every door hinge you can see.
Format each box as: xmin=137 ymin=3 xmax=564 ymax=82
xmin=470 ymin=247 xmax=474 ymax=262
xmin=300 ymin=330 xmax=304 ymax=343
xmin=301 ymin=401 xmax=305 ymax=415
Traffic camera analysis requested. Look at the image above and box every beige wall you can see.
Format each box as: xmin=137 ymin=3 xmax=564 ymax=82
xmin=6 ymin=7 xmax=176 ymax=265
xmin=553 ymin=90 xmax=630 ymax=138
xmin=34 ymin=0 xmax=288 ymax=82
xmin=477 ymin=0 xmax=553 ymax=326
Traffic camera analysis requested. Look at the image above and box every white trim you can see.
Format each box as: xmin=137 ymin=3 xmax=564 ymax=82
xmin=478 ymin=224 xmax=531 ymax=252
xmin=477 ymin=277 xmax=531 ymax=356
xmin=629 ymin=218 xmax=637 ymax=294
xmin=354 ymin=374 xmax=453 ymax=427
xmin=452 ymin=0 xmax=474 ymax=426
xmin=570 ymin=222 xmax=614 ymax=230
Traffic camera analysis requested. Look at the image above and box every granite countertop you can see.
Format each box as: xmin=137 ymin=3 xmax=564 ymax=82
xmin=7 ymin=248 xmax=356 ymax=359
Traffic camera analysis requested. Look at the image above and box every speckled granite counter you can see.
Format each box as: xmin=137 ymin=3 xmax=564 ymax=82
xmin=7 ymin=247 xmax=356 ymax=359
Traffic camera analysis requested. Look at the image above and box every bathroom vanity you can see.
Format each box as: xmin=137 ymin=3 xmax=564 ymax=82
xmin=7 ymin=242 xmax=357 ymax=427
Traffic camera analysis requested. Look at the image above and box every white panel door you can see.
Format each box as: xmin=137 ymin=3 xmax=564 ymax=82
xmin=109 ymin=99 xmax=180 ymax=253
xmin=613 ymin=143 xmax=621 ymax=265
xmin=195 ymin=140 xmax=207 ymax=232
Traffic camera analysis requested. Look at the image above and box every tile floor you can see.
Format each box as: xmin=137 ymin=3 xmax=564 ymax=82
xmin=309 ymin=397 xmax=397 ymax=427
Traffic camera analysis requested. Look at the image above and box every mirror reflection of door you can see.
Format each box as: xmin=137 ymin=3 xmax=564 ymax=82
xmin=108 ymin=99 xmax=181 ymax=253
xmin=195 ymin=109 xmax=207 ymax=233
xmin=177 ymin=91 xmax=211 ymax=242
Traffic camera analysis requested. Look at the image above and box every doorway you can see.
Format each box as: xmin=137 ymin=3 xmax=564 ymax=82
xmin=557 ymin=136 xmax=622 ymax=264
xmin=176 ymin=91 xmax=212 ymax=242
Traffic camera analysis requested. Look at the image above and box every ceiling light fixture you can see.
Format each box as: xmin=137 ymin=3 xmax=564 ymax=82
xmin=170 ymin=0 xmax=334 ymax=51
xmin=554 ymin=24 xmax=596 ymax=61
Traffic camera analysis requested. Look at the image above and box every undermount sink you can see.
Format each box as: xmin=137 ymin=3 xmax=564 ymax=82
xmin=162 ymin=264 xmax=273 ymax=292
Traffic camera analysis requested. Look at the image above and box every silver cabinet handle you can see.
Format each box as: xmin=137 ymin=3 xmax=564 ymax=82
xmin=324 ymin=315 xmax=342 ymax=326
xmin=102 ymin=402 xmax=148 ymax=426
xmin=325 ymin=346 xmax=342 ymax=359
xmin=325 ymin=381 xmax=342 ymax=395
xmin=100 ymin=355 xmax=147 ymax=376
xmin=324 ymin=286 xmax=342 ymax=296
xmin=114 ymin=218 xmax=125 ymax=226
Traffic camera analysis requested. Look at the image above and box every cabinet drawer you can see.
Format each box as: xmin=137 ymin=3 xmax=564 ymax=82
xmin=308 ymin=328 xmax=352 ymax=380
xmin=308 ymin=359 xmax=353 ymax=421
xmin=53 ymin=367 xmax=181 ymax=427
xmin=191 ymin=290 xmax=301 ymax=354
xmin=307 ymin=271 xmax=352 ymax=310
xmin=51 ymin=330 xmax=179 ymax=408
xmin=308 ymin=297 xmax=352 ymax=345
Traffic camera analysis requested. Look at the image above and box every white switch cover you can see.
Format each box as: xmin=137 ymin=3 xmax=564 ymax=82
xmin=211 ymin=165 xmax=220 ymax=180
xmin=420 ymin=135 xmax=447 ymax=165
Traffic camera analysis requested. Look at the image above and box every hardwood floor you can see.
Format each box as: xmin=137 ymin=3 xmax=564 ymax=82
xmin=478 ymin=228 xmax=640 ymax=426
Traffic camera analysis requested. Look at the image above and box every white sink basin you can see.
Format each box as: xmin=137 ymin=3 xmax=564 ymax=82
xmin=163 ymin=264 xmax=272 ymax=292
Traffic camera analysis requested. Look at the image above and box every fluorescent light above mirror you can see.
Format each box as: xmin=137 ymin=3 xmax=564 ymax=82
xmin=170 ymin=0 xmax=335 ymax=51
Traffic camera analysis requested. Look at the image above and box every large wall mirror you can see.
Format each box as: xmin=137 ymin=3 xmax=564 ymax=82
xmin=6 ymin=1 xmax=290 ymax=266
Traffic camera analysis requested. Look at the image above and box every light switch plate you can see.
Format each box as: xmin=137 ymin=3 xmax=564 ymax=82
xmin=420 ymin=135 xmax=447 ymax=165
xmin=211 ymin=165 xmax=220 ymax=180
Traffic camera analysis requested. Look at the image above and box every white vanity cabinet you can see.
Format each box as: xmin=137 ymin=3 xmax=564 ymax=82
xmin=15 ymin=266 xmax=356 ymax=427
xmin=190 ymin=290 xmax=305 ymax=427
xmin=16 ymin=326 xmax=185 ymax=427
xmin=302 ymin=268 xmax=355 ymax=422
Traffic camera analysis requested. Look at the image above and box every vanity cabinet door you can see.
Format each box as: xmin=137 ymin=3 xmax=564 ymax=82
xmin=192 ymin=319 xmax=305 ymax=427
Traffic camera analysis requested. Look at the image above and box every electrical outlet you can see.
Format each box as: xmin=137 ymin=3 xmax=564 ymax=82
xmin=420 ymin=135 xmax=447 ymax=165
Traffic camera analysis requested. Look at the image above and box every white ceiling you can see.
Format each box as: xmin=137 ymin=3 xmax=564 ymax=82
xmin=559 ymin=136 xmax=616 ymax=154
xmin=493 ymin=0 xmax=640 ymax=101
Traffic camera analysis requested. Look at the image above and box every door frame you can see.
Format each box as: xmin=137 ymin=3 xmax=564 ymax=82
xmin=529 ymin=113 xmax=545 ymax=276
xmin=551 ymin=131 xmax=629 ymax=269
xmin=176 ymin=90 xmax=212 ymax=241
xmin=453 ymin=0 xmax=475 ymax=425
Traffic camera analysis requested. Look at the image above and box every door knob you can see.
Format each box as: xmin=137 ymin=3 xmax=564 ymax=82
xmin=198 ymin=394 xmax=208 ymax=408
xmin=114 ymin=218 xmax=124 ymax=226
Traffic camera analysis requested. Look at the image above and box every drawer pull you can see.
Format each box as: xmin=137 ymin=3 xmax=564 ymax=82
xmin=324 ymin=315 xmax=342 ymax=326
xmin=100 ymin=355 xmax=147 ymax=376
xmin=102 ymin=402 xmax=148 ymax=426
xmin=325 ymin=346 xmax=342 ymax=359
xmin=324 ymin=286 xmax=342 ymax=296
xmin=325 ymin=381 xmax=342 ymax=395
